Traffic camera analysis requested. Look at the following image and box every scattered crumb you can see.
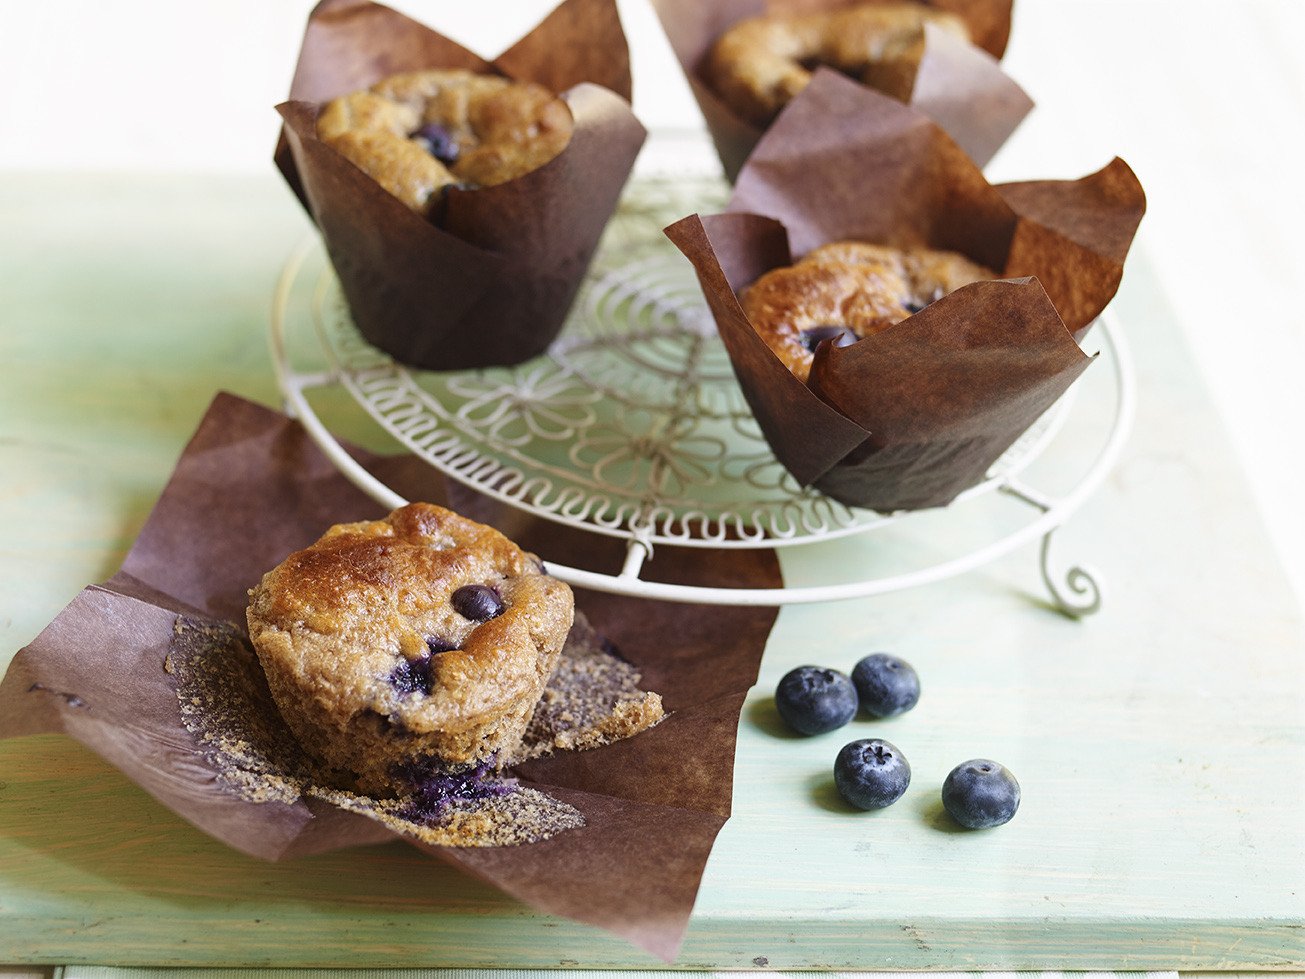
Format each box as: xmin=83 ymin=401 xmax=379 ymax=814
xmin=517 ymin=610 xmax=665 ymax=761
xmin=168 ymin=617 xmax=581 ymax=845
xmin=170 ymin=618 xmax=314 ymax=805
xmin=168 ymin=609 xmax=665 ymax=847
xmin=321 ymin=783 xmax=584 ymax=847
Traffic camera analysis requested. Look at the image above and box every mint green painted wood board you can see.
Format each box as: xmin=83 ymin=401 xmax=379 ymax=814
xmin=0 ymin=175 xmax=1302 ymax=968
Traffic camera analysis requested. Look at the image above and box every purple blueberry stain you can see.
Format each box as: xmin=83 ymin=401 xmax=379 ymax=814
xmin=452 ymin=584 xmax=505 ymax=621
xmin=800 ymin=325 xmax=858 ymax=354
xmin=411 ymin=123 xmax=460 ymax=165
xmin=389 ymin=654 xmax=434 ymax=697
xmin=395 ymin=756 xmax=517 ymax=823
xmin=390 ymin=637 xmax=458 ymax=696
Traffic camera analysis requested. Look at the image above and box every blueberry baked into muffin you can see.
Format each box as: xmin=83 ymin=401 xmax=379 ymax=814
xmin=246 ymin=502 xmax=574 ymax=796
xmin=316 ymin=69 xmax=573 ymax=216
xmin=740 ymin=241 xmax=994 ymax=383
xmin=707 ymin=2 xmax=970 ymax=127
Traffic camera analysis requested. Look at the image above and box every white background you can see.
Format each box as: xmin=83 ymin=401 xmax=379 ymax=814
xmin=3 ymin=0 xmax=1304 ymax=606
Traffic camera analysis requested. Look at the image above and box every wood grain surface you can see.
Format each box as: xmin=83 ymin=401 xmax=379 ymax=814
xmin=0 ymin=174 xmax=1302 ymax=968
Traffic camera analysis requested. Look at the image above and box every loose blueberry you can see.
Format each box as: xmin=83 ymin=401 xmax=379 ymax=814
xmin=835 ymin=738 xmax=911 ymax=810
xmin=390 ymin=654 xmax=434 ymax=696
xmin=942 ymin=759 xmax=1021 ymax=829
xmin=800 ymin=324 xmax=858 ymax=354
xmin=412 ymin=122 xmax=460 ymax=164
xmin=852 ymin=653 xmax=921 ymax=718
xmin=775 ymin=666 xmax=858 ymax=735
xmin=451 ymin=583 xmax=505 ymax=621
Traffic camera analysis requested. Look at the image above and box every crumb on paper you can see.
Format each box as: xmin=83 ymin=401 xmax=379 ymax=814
xmin=166 ymin=610 xmax=665 ymax=847
xmin=167 ymin=617 xmax=582 ymax=845
xmin=516 ymin=610 xmax=665 ymax=761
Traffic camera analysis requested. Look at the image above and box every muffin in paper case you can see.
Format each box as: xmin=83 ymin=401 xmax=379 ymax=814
xmin=665 ymin=71 xmax=1145 ymax=512
xmin=275 ymin=0 xmax=646 ymax=371
xmin=0 ymin=393 xmax=782 ymax=962
xmin=651 ymin=0 xmax=1031 ymax=181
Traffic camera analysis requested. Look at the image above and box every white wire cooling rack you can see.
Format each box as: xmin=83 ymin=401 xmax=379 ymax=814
xmin=269 ymin=177 xmax=1134 ymax=612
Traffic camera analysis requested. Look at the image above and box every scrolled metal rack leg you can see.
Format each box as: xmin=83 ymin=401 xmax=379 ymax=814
xmin=1000 ymin=481 xmax=1103 ymax=619
xmin=1039 ymin=532 xmax=1102 ymax=618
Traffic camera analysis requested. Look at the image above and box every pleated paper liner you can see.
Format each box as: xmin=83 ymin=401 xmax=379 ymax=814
xmin=0 ymin=393 xmax=781 ymax=962
xmin=651 ymin=0 xmax=1030 ymax=181
xmin=275 ymin=0 xmax=646 ymax=371
xmin=666 ymin=72 xmax=1145 ymax=512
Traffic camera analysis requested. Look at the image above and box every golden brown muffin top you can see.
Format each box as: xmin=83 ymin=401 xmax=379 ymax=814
xmin=740 ymin=241 xmax=994 ymax=383
xmin=316 ymin=69 xmax=573 ymax=215
xmin=247 ymin=502 xmax=574 ymax=737
xmin=708 ymin=2 xmax=970 ymax=126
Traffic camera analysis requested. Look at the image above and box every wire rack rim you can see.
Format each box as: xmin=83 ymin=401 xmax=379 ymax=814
xmin=269 ymin=232 xmax=1134 ymax=605
xmin=279 ymin=236 xmax=1084 ymax=550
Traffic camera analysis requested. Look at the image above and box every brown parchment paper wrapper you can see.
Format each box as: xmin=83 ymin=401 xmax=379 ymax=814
xmin=666 ymin=72 xmax=1145 ymax=512
xmin=650 ymin=0 xmax=1029 ymax=181
xmin=0 ymin=393 xmax=781 ymax=962
xmin=274 ymin=0 xmax=647 ymax=371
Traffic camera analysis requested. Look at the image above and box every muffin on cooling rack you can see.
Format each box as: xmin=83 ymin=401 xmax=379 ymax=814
xmin=706 ymin=2 xmax=970 ymax=126
xmin=650 ymin=0 xmax=1025 ymax=179
xmin=740 ymin=241 xmax=994 ymax=383
xmin=666 ymin=73 xmax=1145 ymax=513
xmin=274 ymin=0 xmax=645 ymax=371
xmin=316 ymin=69 xmax=573 ymax=216
xmin=247 ymin=503 xmax=574 ymax=796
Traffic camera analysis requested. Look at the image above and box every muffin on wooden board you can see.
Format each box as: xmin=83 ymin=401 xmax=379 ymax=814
xmin=247 ymin=502 xmax=574 ymax=796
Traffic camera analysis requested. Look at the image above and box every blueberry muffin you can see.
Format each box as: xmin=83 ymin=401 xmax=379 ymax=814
xmin=246 ymin=502 xmax=574 ymax=796
xmin=316 ymin=69 xmax=573 ymax=215
xmin=707 ymin=2 xmax=969 ymax=127
xmin=740 ymin=241 xmax=994 ymax=382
